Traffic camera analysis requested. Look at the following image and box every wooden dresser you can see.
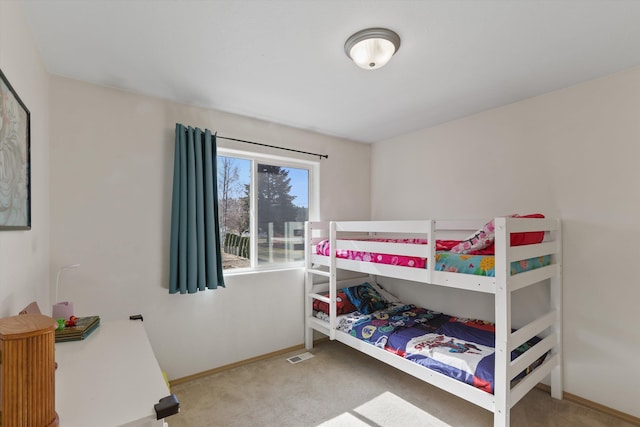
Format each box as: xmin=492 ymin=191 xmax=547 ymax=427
xmin=0 ymin=314 xmax=59 ymax=427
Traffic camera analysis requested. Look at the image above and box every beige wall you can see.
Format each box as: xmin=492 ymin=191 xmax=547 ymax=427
xmin=0 ymin=1 xmax=50 ymax=317
xmin=371 ymin=66 xmax=640 ymax=417
xmin=49 ymin=76 xmax=370 ymax=379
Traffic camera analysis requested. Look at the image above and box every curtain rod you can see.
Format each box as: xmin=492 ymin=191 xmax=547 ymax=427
xmin=183 ymin=127 xmax=328 ymax=159
xmin=218 ymin=135 xmax=328 ymax=160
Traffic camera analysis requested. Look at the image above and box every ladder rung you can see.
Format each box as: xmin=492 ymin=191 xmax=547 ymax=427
xmin=310 ymin=293 xmax=330 ymax=303
xmin=307 ymin=268 xmax=330 ymax=277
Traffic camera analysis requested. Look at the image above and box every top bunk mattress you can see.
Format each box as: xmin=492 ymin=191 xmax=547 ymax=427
xmin=315 ymin=238 xmax=551 ymax=277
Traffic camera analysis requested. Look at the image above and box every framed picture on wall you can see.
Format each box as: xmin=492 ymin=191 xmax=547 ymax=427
xmin=0 ymin=68 xmax=31 ymax=230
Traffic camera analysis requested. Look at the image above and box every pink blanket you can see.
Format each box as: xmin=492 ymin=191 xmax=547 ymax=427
xmin=315 ymin=239 xmax=495 ymax=269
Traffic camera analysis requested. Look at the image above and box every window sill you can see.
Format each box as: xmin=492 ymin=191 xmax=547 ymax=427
xmin=222 ymin=264 xmax=305 ymax=277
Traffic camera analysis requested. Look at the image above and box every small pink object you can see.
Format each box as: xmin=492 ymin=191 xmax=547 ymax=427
xmin=52 ymin=301 xmax=74 ymax=321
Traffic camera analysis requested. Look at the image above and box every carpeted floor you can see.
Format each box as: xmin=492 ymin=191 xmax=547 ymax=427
xmin=168 ymin=340 xmax=635 ymax=427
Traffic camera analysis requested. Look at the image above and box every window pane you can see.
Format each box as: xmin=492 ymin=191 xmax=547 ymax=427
xmin=256 ymin=163 xmax=308 ymax=266
xmin=218 ymin=156 xmax=250 ymax=270
xmin=216 ymin=153 xmax=312 ymax=272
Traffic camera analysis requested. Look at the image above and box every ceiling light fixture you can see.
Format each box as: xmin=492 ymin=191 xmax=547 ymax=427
xmin=344 ymin=28 xmax=401 ymax=70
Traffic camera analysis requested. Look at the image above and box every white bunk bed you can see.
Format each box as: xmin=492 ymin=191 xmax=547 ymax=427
xmin=304 ymin=217 xmax=562 ymax=427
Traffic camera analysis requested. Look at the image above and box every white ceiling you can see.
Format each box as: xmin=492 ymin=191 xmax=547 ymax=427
xmin=20 ymin=0 xmax=640 ymax=143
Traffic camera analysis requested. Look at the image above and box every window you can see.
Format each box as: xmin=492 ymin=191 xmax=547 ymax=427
xmin=217 ymin=150 xmax=316 ymax=271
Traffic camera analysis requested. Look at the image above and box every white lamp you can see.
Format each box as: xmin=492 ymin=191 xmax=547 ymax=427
xmin=52 ymin=264 xmax=80 ymax=321
xmin=344 ymin=28 xmax=401 ymax=70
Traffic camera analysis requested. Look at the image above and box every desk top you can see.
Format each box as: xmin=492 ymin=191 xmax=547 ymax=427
xmin=55 ymin=319 xmax=170 ymax=427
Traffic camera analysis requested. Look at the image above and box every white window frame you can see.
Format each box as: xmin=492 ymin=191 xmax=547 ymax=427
xmin=218 ymin=147 xmax=319 ymax=274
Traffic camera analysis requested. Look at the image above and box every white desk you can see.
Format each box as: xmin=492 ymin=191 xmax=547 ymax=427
xmin=55 ymin=320 xmax=172 ymax=427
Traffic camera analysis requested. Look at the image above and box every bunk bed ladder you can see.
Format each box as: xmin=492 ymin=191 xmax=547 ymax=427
xmin=304 ymin=221 xmax=339 ymax=350
xmin=304 ymin=221 xmax=333 ymax=350
xmin=493 ymin=217 xmax=563 ymax=427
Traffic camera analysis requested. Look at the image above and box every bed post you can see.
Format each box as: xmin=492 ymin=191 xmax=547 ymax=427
xmin=304 ymin=221 xmax=314 ymax=350
xmin=427 ymin=219 xmax=436 ymax=283
xmin=493 ymin=217 xmax=510 ymax=427
xmin=329 ymin=221 xmax=337 ymax=340
xmin=550 ymin=219 xmax=563 ymax=399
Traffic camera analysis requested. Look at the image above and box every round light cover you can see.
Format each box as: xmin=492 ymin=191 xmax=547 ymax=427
xmin=345 ymin=28 xmax=401 ymax=70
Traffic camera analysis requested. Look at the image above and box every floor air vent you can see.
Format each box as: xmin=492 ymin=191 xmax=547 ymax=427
xmin=286 ymin=352 xmax=314 ymax=364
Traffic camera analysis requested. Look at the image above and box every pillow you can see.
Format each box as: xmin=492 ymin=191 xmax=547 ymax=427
xmin=511 ymin=213 xmax=545 ymax=246
xmin=450 ymin=213 xmax=546 ymax=254
xmin=449 ymin=316 xmax=495 ymax=332
xmin=313 ymin=290 xmax=357 ymax=315
xmin=343 ymin=282 xmax=389 ymax=315
xmin=449 ymin=219 xmax=497 ymax=254
xmin=368 ymin=282 xmax=400 ymax=303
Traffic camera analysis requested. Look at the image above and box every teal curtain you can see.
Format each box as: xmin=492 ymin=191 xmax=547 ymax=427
xmin=169 ymin=124 xmax=225 ymax=294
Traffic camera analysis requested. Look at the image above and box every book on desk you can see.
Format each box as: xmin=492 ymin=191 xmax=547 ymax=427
xmin=55 ymin=316 xmax=100 ymax=343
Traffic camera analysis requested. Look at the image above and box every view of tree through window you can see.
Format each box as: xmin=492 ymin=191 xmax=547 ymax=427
xmin=218 ymin=155 xmax=309 ymax=270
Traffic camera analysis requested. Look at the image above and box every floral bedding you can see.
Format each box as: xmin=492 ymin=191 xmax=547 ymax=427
xmin=315 ymin=239 xmax=551 ymax=277
xmin=435 ymin=253 xmax=552 ymax=276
